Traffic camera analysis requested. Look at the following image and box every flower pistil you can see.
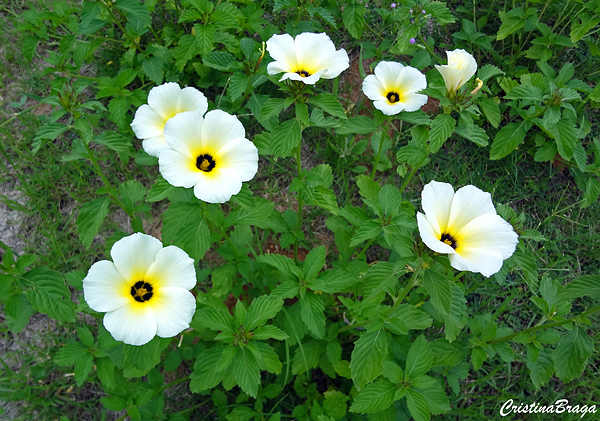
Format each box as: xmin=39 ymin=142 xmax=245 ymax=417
xmin=130 ymin=280 xmax=154 ymax=302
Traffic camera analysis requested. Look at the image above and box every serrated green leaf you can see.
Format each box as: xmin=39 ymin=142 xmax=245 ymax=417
xmin=303 ymin=245 xmax=326 ymax=280
xmin=553 ymin=327 xmax=594 ymax=383
xmin=77 ymin=197 xmax=110 ymax=249
xmin=93 ymin=131 xmax=132 ymax=152
xmin=505 ymin=84 xmax=544 ymax=102
xmin=478 ymin=97 xmax=501 ymax=128
xmin=423 ymin=269 xmax=451 ymax=316
xmin=570 ymin=15 xmax=600 ymax=43
xmin=406 ymin=335 xmax=432 ymax=378
xmin=343 ymin=4 xmax=366 ymax=39
xmin=490 ymin=120 xmax=531 ymax=160
xmin=497 ymin=8 xmax=526 ymax=40
xmin=270 ymin=119 xmax=301 ymax=157
xmin=582 ymin=176 xmax=600 ymax=208
xmin=190 ymin=345 xmax=226 ymax=392
xmin=444 ymin=285 xmax=467 ymax=342
xmin=308 ymin=93 xmax=347 ymax=119
xmin=233 ymin=347 xmax=260 ymax=398
xmin=454 ymin=124 xmax=488 ymax=147
xmin=477 ymin=65 xmax=504 ymax=82
xmin=527 ymin=348 xmax=553 ymax=389
xmin=74 ymin=352 xmax=94 ymax=386
xmin=551 ymin=118 xmax=578 ymax=160
xmin=253 ymin=325 xmax=288 ymax=340
xmin=563 ymin=275 xmax=600 ymax=299
xmin=300 ymin=292 xmax=326 ymax=338
xmin=55 ymin=341 xmax=87 ymax=366
xmin=429 ymin=114 xmax=455 ymax=153
xmin=245 ymin=295 xmax=284 ymax=331
xmin=176 ymin=218 xmax=210 ymax=260
xmin=174 ymin=34 xmax=198 ymax=70
xmin=336 ymin=116 xmax=378 ymax=135
xmin=406 ymin=388 xmax=430 ymax=421
xmin=350 ymin=380 xmax=396 ymax=414
xmin=350 ymin=330 xmax=388 ymax=390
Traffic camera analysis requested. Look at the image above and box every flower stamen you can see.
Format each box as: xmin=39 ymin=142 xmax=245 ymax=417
xmin=440 ymin=233 xmax=458 ymax=249
xmin=130 ymin=280 xmax=153 ymax=303
xmin=386 ymin=91 xmax=401 ymax=104
xmin=296 ymin=70 xmax=311 ymax=77
xmin=196 ymin=154 xmax=216 ymax=172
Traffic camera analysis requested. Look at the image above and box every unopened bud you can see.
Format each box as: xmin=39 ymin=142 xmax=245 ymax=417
xmin=470 ymin=78 xmax=484 ymax=95
xmin=391 ymin=3 xmax=397 ymax=8
xmin=409 ymin=38 xmax=416 ymax=44
xmin=422 ymin=9 xmax=426 ymax=13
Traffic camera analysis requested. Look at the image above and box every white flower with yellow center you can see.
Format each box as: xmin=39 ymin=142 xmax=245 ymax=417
xmin=417 ymin=181 xmax=519 ymax=277
xmin=158 ymin=110 xmax=258 ymax=203
xmin=131 ymin=82 xmax=208 ymax=157
xmin=361 ymin=61 xmax=428 ymax=115
xmin=83 ymin=233 xmax=197 ymax=346
xmin=266 ymin=32 xmax=349 ymax=84
xmin=435 ymin=49 xmax=477 ymax=96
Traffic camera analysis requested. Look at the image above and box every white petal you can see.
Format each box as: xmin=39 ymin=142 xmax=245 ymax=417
xmin=458 ymin=214 xmax=519 ymax=259
xmin=201 ymin=110 xmax=246 ymax=154
xmin=447 ymin=49 xmax=477 ymax=87
xmin=373 ymin=99 xmax=405 ymax=116
xmin=110 ymin=233 xmax=163 ymax=283
xmin=435 ymin=64 xmax=459 ymax=93
xmin=163 ymin=111 xmax=204 ymax=157
xmin=266 ymin=34 xmax=297 ymax=74
xmin=374 ymin=61 xmax=406 ymax=92
xmin=159 ymin=149 xmax=202 ymax=188
xmin=142 ymin=136 xmax=167 ymax=157
xmin=217 ymin=137 xmax=259 ymax=182
xmin=131 ymin=105 xmax=165 ymax=140
xmin=396 ymin=66 xmax=427 ymax=94
xmin=399 ymin=93 xmax=428 ymax=112
xmin=420 ymin=181 xmax=455 ymax=234
xmin=417 ymin=212 xmax=456 ymax=254
xmin=320 ymin=49 xmax=350 ymax=79
xmin=449 ymin=248 xmax=504 ymax=278
xmin=362 ymin=75 xmax=385 ymax=101
xmin=193 ymin=169 xmax=242 ymax=203
xmin=83 ymin=260 xmax=130 ymax=312
xmin=280 ymin=69 xmax=326 ymax=84
xmin=152 ymin=287 xmax=196 ymax=338
xmin=103 ymin=304 xmax=157 ymax=346
xmin=268 ymin=61 xmax=293 ymax=76
xmin=295 ymin=32 xmax=335 ymax=72
xmin=447 ymin=185 xmax=496 ymax=233
xmin=177 ymin=87 xmax=208 ymax=115
xmin=147 ymin=82 xmax=182 ymax=121
xmin=145 ymin=246 xmax=197 ymax=290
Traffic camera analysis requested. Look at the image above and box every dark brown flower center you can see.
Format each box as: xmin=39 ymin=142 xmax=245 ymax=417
xmin=130 ymin=281 xmax=153 ymax=302
xmin=386 ymin=91 xmax=400 ymax=104
xmin=196 ymin=154 xmax=216 ymax=172
xmin=296 ymin=70 xmax=310 ymax=77
xmin=440 ymin=233 xmax=458 ymax=249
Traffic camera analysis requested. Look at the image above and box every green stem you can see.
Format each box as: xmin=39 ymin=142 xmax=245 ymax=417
xmin=398 ymin=152 xmax=429 ymax=195
xmin=418 ymin=33 xmax=441 ymax=61
xmin=294 ymin=135 xmax=303 ymax=264
xmin=202 ymin=202 xmax=242 ymax=259
xmin=99 ymin=0 xmax=143 ymax=53
xmin=370 ymin=119 xmax=392 ymax=180
xmin=486 ymin=304 xmax=600 ymax=345
xmin=0 ymin=104 xmax=42 ymax=128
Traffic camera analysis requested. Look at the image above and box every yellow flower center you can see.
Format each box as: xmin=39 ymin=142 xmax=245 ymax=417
xmin=440 ymin=232 xmax=458 ymax=250
xmin=386 ymin=91 xmax=402 ymax=104
xmin=130 ymin=281 xmax=154 ymax=303
xmin=196 ymin=154 xmax=216 ymax=172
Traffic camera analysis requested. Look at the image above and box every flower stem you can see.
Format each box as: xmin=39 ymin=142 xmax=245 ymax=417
xmin=486 ymin=304 xmax=600 ymax=345
xmin=370 ymin=119 xmax=393 ymax=180
xmin=398 ymin=152 xmax=429 ymax=195
xmin=294 ymin=139 xmax=303 ymax=264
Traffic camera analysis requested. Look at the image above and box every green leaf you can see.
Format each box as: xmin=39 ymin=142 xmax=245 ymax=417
xmin=203 ymin=51 xmax=236 ymax=71
xmin=22 ymin=35 xmax=39 ymax=61
xmin=350 ymin=380 xmax=396 ymax=414
xmin=258 ymin=253 xmax=303 ymax=281
xmin=427 ymin=1 xmax=455 ymax=24
xmin=195 ymin=308 xmax=236 ymax=332
xmin=582 ymin=176 xmax=600 ymax=209
xmin=176 ymin=218 xmax=210 ymax=260
xmin=490 ymin=120 xmax=531 ymax=160
xmin=193 ymin=24 xmax=215 ymax=55
xmin=253 ymin=325 xmax=289 ymax=340
xmin=405 ymin=335 xmax=432 ymax=378
xmin=570 ymin=15 xmax=600 ymax=43
xmin=93 ymin=131 xmax=132 ymax=152
xmin=119 ymin=180 xmax=145 ymax=211
xmin=32 ymin=123 xmax=69 ymax=154
xmin=108 ymin=97 xmax=131 ymax=129
xmin=477 ymin=65 xmax=504 ymax=82
xmin=233 ymin=347 xmax=260 ymax=398
xmin=564 ymin=275 xmax=600 ymax=299
xmin=423 ymin=270 xmax=451 ymax=316
xmin=477 ymin=97 xmax=501 ymax=128
xmin=308 ymin=93 xmax=347 ymax=119
xmin=300 ymin=292 xmax=326 ymax=338
xmin=55 ymin=341 xmax=86 ymax=366
xmin=174 ymin=34 xmax=198 ymax=70
xmin=497 ymin=8 xmax=526 ymax=40
xmin=406 ymin=388 xmax=430 ymax=421
xmin=303 ymin=245 xmax=326 ymax=280
xmin=225 ymin=198 xmax=274 ymax=225
xmin=190 ymin=345 xmax=226 ymax=392
xmin=24 ymin=268 xmax=75 ymax=322
xmin=350 ymin=220 xmax=382 ymax=247
xmin=454 ymin=124 xmax=489 ymax=147
xmin=259 ymin=97 xmax=293 ymax=122
xmin=245 ymin=295 xmax=284 ymax=331
xmin=114 ymin=0 xmax=151 ymax=29
xmin=429 ymin=114 xmax=455 ymax=153
xmin=551 ymin=118 xmax=578 ymax=160
xmin=4 ymin=293 xmax=34 ymax=333
xmin=505 ymin=85 xmax=544 ymax=102
xmin=270 ymin=119 xmax=301 ymax=158
xmin=350 ymin=330 xmax=388 ymax=390
xmin=101 ymin=396 xmax=127 ymax=411
xmin=146 ymin=176 xmax=174 ymax=202
xmin=142 ymin=56 xmax=164 ymax=84
xmin=77 ymin=197 xmax=110 ymax=249
xmin=343 ymin=4 xmax=366 ymax=39
xmin=309 ymin=269 xmax=359 ymax=294
xmin=74 ymin=352 xmax=94 ymax=386
xmin=553 ymin=327 xmax=594 ymax=383
xmin=444 ymin=285 xmax=467 ymax=342
xmin=336 ymin=116 xmax=378 ymax=135
xmin=527 ymin=348 xmax=554 ymax=389
xmin=122 ymin=338 xmax=163 ymax=377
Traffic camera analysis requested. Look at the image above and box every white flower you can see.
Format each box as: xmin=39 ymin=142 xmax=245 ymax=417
xmin=83 ymin=233 xmax=197 ymax=346
xmin=417 ymin=181 xmax=519 ymax=277
xmin=362 ymin=61 xmax=428 ymax=115
xmin=131 ymin=82 xmax=208 ymax=157
xmin=435 ymin=49 xmax=477 ymax=96
xmin=158 ymin=110 xmax=258 ymax=203
xmin=266 ymin=32 xmax=349 ymax=84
